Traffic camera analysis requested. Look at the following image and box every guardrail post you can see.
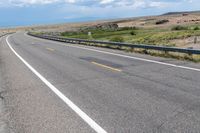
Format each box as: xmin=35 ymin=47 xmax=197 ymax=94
xmin=143 ymin=49 xmax=148 ymax=54
xmin=129 ymin=47 xmax=135 ymax=53
xmin=188 ymin=52 xmax=192 ymax=56
xmin=118 ymin=45 xmax=122 ymax=50
xmin=164 ymin=50 xmax=169 ymax=55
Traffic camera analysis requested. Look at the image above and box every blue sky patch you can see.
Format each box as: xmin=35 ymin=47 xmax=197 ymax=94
xmin=0 ymin=0 xmax=199 ymax=27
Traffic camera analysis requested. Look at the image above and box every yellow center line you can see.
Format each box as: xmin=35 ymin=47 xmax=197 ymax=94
xmin=46 ymin=47 xmax=55 ymax=51
xmin=91 ymin=61 xmax=122 ymax=72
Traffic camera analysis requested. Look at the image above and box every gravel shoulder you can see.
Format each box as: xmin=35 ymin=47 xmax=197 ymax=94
xmin=0 ymin=36 xmax=13 ymax=133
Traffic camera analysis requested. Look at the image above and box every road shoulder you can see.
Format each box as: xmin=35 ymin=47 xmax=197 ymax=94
xmin=0 ymin=36 xmax=13 ymax=133
xmin=0 ymin=35 xmax=94 ymax=133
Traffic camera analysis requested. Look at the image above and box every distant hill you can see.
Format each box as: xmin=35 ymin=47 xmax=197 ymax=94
xmin=162 ymin=11 xmax=200 ymax=16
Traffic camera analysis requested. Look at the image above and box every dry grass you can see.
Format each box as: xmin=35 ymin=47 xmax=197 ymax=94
xmin=54 ymin=39 xmax=200 ymax=62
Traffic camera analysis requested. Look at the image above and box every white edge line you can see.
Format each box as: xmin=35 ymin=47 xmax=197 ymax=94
xmin=61 ymin=43 xmax=200 ymax=72
xmin=6 ymin=35 xmax=107 ymax=133
xmin=25 ymin=33 xmax=200 ymax=72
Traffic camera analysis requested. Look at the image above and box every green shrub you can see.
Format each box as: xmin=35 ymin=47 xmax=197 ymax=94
xmin=194 ymin=26 xmax=200 ymax=30
xmin=110 ymin=36 xmax=124 ymax=42
xmin=61 ymin=32 xmax=79 ymax=36
xmin=171 ymin=25 xmax=188 ymax=31
xmin=130 ymin=31 xmax=136 ymax=35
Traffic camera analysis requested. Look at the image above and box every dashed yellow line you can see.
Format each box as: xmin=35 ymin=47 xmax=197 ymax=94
xmin=46 ymin=47 xmax=55 ymax=51
xmin=91 ymin=61 xmax=122 ymax=72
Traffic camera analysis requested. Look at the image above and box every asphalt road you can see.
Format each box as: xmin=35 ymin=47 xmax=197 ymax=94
xmin=1 ymin=32 xmax=200 ymax=133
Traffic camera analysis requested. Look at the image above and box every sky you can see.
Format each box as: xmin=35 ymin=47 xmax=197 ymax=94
xmin=0 ymin=0 xmax=199 ymax=27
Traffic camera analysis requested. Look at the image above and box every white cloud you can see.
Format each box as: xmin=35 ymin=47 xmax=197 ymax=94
xmin=149 ymin=1 xmax=169 ymax=8
xmin=0 ymin=0 xmax=189 ymax=8
xmin=100 ymin=0 xmax=115 ymax=4
xmin=99 ymin=0 xmax=173 ymax=8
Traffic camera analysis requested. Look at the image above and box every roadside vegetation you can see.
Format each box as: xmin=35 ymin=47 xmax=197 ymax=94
xmin=33 ymin=24 xmax=200 ymax=62
xmin=60 ymin=24 xmax=200 ymax=47
xmin=59 ymin=24 xmax=200 ymax=62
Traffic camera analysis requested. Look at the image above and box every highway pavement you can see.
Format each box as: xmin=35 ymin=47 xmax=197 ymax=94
xmin=0 ymin=32 xmax=200 ymax=133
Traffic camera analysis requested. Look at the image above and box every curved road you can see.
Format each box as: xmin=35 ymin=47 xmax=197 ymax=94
xmin=1 ymin=32 xmax=200 ymax=132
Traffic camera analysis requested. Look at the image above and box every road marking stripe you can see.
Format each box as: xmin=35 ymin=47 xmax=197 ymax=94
xmin=6 ymin=35 xmax=107 ymax=133
xmin=46 ymin=47 xmax=55 ymax=51
xmin=60 ymin=44 xmax=200 ymax=72
xmin=92 ymin=62 xmax=122 ymax=72
xmin=26 ymin=33 xmax=200 ymax=72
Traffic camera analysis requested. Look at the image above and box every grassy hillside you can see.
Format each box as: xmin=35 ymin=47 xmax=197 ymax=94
xmin=60 ymin=24 xmax=200 ymax=47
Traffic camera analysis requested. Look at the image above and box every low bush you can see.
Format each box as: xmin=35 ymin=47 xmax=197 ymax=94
xmin=171 ymin=25 xmax=188 ymax=31
xmin=194 ymin=26 xmax=200 ymax=30
xmin=130 ymin=31 xmax=136 ymax=35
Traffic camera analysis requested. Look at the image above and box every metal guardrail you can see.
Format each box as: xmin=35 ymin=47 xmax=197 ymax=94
xmin=28 ymin=33 xmax=200 ymax=55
